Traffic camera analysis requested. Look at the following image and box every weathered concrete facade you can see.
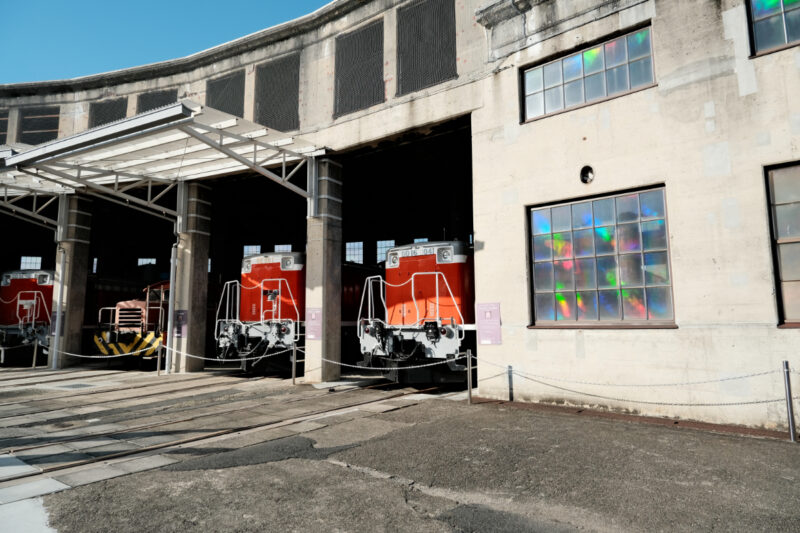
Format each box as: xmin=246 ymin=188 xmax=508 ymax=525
xmin=2 ymin=0 xmax=799 ymax=428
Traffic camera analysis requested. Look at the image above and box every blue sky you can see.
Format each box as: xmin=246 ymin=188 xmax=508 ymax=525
xmin=0 ymin=0 xmax=332 ymax=84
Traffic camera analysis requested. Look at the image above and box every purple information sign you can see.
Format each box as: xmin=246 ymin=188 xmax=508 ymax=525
xmin=306 ymin=308 xmax=322 ymax=340
xmin=476 ymin=302 xmax=502 ymax=345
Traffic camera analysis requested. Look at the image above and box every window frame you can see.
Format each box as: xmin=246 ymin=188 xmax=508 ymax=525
xmin=345 ymin=241 xmax=364 ymax=264
xmin=765 ymin=162 xmax=800 ymax=327
xmin=519 ymin=24 xmax=656 ymax=124
xmin=20 ymin=256 xmax=43 ymax=270
xmin=746 ymin=0 xmax=800 ymax=57
xmin=526 ymin=185 xmax=677 ymax=329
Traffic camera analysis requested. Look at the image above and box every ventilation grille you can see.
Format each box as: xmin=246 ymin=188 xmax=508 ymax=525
xmin=0 ymin=109 xmax=8 ymax=145
xmin=137 ymin=89 xmax=178 ymax=114
xmin=335 ymin=20 xmax=384 ymax=117
xmin=397 ymin=0 xmax=457 ymax=96
xmin=118 ymin=308 xmax=143 ymax=329
xmin=206 ymin=70 xmax=245 ymax=117
xmin=255 ymin=53 xmax=301 ymax=132
xmin=89 ymin=98 xmax=128 ymax=128
xmin=19 ymin=106 xmax=60 ymax=145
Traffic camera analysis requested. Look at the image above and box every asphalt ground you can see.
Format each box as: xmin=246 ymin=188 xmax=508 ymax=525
xmin=0 ymin=366 xmax=798 ymax=532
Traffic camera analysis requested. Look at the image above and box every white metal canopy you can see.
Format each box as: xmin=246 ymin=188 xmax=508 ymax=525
xmin=0 ymin=101 xmax=324 ymax=223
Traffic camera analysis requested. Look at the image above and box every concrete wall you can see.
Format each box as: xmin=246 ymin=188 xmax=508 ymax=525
xmin=470 ymin=0 xmax=800 ymax=428
xmin=2 ymin=0 xmax=800 ymax=427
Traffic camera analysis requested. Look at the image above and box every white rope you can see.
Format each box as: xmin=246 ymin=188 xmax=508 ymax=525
xmin=165 ymin=344 xmax=301 ymax=362
xmin=473 ymin=356 xmax=783 ymax=388
xmin=0 ymin=343 xmax=39 ymax=352
xmin=320 ymin=354 xmax=465 ymax=371
xmin=59 ymin=345 xmax=155 ymax=358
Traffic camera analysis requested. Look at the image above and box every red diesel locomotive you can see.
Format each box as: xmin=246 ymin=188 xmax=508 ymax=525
xmin=358 ymin=241 xmax=475 ymax=382
xmin=215 ymin=251 xmax=305 ymax=372
xmin=0 ymin=270 xmax=54 ymax=352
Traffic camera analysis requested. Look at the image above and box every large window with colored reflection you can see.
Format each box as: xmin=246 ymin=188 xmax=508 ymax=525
xmin=522 ymin=27 xmax=654 ymax=121
xmin=767 ymin=165 xmax=800 ymax=323
xmin=529 ymin=188 xmax=674 ymax=324
xmin=749 ymin=0 xmax=800 ymax=53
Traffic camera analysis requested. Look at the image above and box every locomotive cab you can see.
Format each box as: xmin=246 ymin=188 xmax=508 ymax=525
xmin=357 ymin=241 xmax=475 ymax=382
xmin=0 ymin=270 xmax=54 ymax=350
xmin=215 ymin=251 xmax=305 ymax=372
xmin=93 ymin=281 xmax=168 ymax=359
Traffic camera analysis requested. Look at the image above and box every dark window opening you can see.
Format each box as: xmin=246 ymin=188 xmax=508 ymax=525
xmin=137 ymin=89 xmax=179 ymax=114
xmin=397 ymin=0 xmax=458 ymax=96
xmin=206 ymin=70 xmax=246 ymax=118
xmin=89 ymin=97 xmax=128 ymax=128
xmin=335 ymin=20 xmax=384 ymax=117
xmin=255 ymin=54 xmax=301 ymax=132
xmin=19 ymin=106 xmax=60 ymax=145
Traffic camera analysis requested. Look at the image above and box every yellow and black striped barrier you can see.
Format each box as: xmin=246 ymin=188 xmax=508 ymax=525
xmin=93 ymin=331 xmax=162 ymax=357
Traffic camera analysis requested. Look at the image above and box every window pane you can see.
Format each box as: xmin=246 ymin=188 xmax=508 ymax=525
xmin=607 ymin=65 xmax=629 ymax=95
xmin=583 ymin=46 xmax=604 ymax=74
xmin=627 ymin=28 xmax=651 ymax=60
xmin=750 ymin=0 xmax=782 ymax=18
xmin=786 ymin=0 xmax=800 ymax=10
xmin=573 ymin=229 xmax=595 ymax=257
xmin=575 ymin=258 xmax=597 ymax=289
xmin=604 ymin=37 xmax=627 ymax=67
xmin=593 ymin=198 xmax=615 ymax=225
xmin=544 ymin=62 xmax=563 ymax=88
xmin=642 ymin=219 xmax=668 ymax=250
xmin=577 ymin=291 xmax=599 ymax=320
xmin=772 ymin=166 xmax=800 ymax=203
xmin=782 ymin=281 xmax=800 ymax=321
xmin=597 ymin=256 xmax=619 ymax=287
xmin=552 ymin=205 xmax=572 ymax=231
xmin=572 ymin=202 xmax=593 ymax=228
xmin=536 ymin=293 xmax=556 ymax=321
xmin=644 ymin=251 xmax=671 ymax=286
xmin=526 ymin=93 xmax=545 ymax=120
xmin=555 ymin=292 xmax=576 ymax=320
xmin=616 ymin=194 xmax=639 ymax=222
xmin=532 ymin=209 xmax=551 ymax=234
xmin=775 ymin=203 xmax=800 ymax=238
xmin=639 ymin=190 xmax=665 ymax=218
xmin=620 ymin=254 xmax=644 ymax=286
xmin=754 ymin=15 xmax=787 ymax=51
xmin=629 ymin=57 xmax=653 ymax=88
xmin=533 ymin=235 xmax=553 ymax=261
xmin=534 ymin=262 xmax=554 ymax=290
xmin=598 ymin=290 xmax=620 ymax=320
xmin=564 ymin=80 xmax=584 ymax=107
xmin=595 ymin=226 xmax=616 ymax=255
xmin=545 ymin=86 xmax=564 ymax=113
xmin=646 ymin=287 xmax=673 ymax=320
xmin=554 ymin=260 xmax=575 ymax=290
xmin=786 ymin=8 xmax=800 ymax=42
xmin=552 ymin=232 xmax=573 ymax=259
xmin=563 ymin=54 xmax=582 ymax=81
xmin=585 ymin=72 xmax=606 ymax=101
xmin=778 ymin=242 xmax=800 ymax=281
xmin=525 ymin=67 xmax=543 ymax=94
xmin=617 ymin=223 xmax=642 ymax=253
xmin=621 ymin=288 xmax=646 ymax=319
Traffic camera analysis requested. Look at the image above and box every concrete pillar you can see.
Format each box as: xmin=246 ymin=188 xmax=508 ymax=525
xmin=6 ymin=108 xmax=20 ymax=144
xmin=170 ymin=183 xmax=211 ymax=373
xmin=49 ymin=196 xmax=91 ymax=368
xmin=304 ymin=159 xmax=343 ymax=383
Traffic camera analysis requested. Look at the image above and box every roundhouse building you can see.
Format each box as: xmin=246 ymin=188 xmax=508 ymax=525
xmin=1 ymin=0 xmax=799 ymax=429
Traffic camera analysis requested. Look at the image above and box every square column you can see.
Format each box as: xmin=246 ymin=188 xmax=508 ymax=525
xmin=304 ymin=159 xmax=343 ymax=383
xmin=169 ymin=183 xmax=211 ymax=373
xmin=49 ymin=196 xmax=91 ymax=368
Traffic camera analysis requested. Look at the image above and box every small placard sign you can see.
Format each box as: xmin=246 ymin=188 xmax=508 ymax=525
xmin=476 ymin=302 xmax=502 ymax=345
xmin=173 ymin=310 xmax=188 ymax=338
xmin=306 ymin=308 xmax=322 ymax=340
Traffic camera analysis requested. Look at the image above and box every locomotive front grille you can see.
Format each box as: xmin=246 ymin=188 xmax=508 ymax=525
xmin=118 ymin=308 xmax=143 ymax=329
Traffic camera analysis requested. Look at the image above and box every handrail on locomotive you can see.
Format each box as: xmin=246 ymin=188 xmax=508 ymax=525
xmin=215 ymin=278 xmax=301 ymax=343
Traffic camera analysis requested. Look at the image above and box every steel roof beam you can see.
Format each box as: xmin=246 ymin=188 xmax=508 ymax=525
xmin=0 ymin=200 xmax=57 ymax=228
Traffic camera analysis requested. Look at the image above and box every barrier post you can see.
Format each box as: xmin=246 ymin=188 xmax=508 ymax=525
xmin=292 ymin=344 xmax=297 ymax=385
xmin=157 ymin=347 xmax=162 ymax=376
xmin=507 ymin=365 xmax=514 ymax=402
xmin=783 ymin=361 xmax=796 ymax=443
xmin=32 ymin=340 xmax=38 ymax=368
xmin=466 ymin=349 xmax=473 ymax=405
xmin=1 ymin=346 xmax=4 ymax=365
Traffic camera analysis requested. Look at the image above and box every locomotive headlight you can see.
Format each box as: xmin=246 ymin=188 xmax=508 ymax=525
xmin=37 ymin=274 xmax=50 ymax=285
xmin=437 ymin=247 xmax=454 ymax=264
xmin=281 ymin=257 xmax=293 ymax=270
xmin=242 ymin=260 xmax=252 ymax=273
xmin=1 ymin=274 xmax=10 ymax=286
xmin=387 ymin=253 xmax=399 ymax=269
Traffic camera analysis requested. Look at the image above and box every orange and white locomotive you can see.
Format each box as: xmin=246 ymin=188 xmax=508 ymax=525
xmin=0 ymin=270 xmax=53 ymax=352
xmin=215 ymin=251 xmax=304 ymax=371
xmin=358 ymin=241 xmax=474 ymax=381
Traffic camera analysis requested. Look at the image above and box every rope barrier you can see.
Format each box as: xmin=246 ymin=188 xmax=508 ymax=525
xmin=320 ymin=354 xmax=465 ymax=371
xmin=58 ymin=346 xmax=151 ymax=358
xmin=473 ymin=356 xmax=783 ymax=388
xmin=164 ymin=344 xmax=301 ymax=362
xmin=0 ymin=343 xmax=39 ymax=352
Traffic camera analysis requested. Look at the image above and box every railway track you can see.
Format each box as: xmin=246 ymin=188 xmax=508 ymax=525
xmin=0 ymin=383 xmax=437 ymax=488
